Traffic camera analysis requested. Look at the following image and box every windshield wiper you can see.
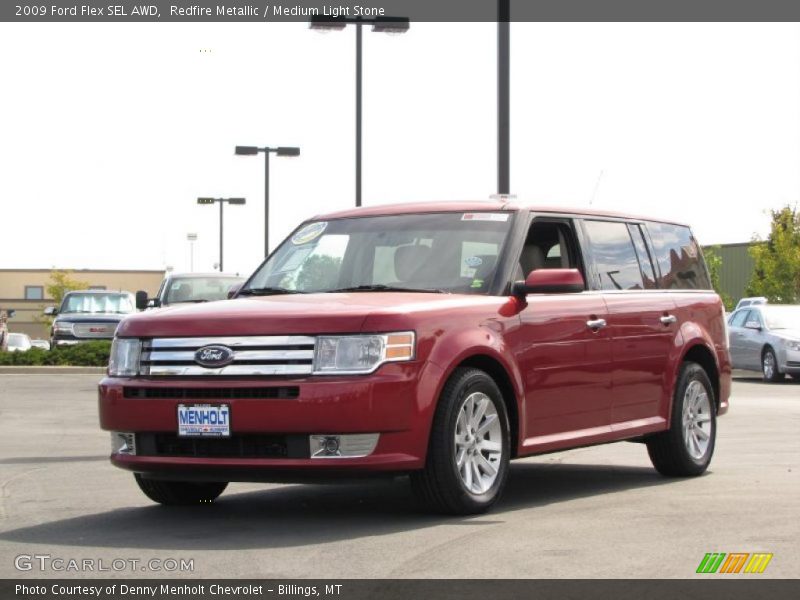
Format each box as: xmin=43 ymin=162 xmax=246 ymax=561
xmin=237 ymin=287 xmax=306 ymax=296
xmin=325 ymin=284 xmax=448 ymax=294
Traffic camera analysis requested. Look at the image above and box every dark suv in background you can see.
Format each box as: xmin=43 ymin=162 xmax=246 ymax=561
xmin=46 ymin=290 xmax=135 ymax=347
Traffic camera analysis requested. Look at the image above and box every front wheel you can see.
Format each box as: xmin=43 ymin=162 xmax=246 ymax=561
xmin=762 ymin=347 xmax=784 ymax=383
xmin=411 ymin=368 xmax=510 ymax=515
xmin=646 ymin=362 xmax=716 ymax=477
xmin=135 ymin=474 xmax=227 ymax=505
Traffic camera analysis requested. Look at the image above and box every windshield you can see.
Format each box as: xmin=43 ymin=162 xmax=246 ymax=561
xmin=762 ymin=306 xmax=800 ymax=330
xmin=164 ymin=277 xmax=243 ymax=304
xmin=60 ymin=293 xmax=134 ymax=314
xmin=244 ymin=212 xmax=514 ymax=295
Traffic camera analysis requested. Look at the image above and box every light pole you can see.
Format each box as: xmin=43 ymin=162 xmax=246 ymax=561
xmin=197 ymin=197 xmax=246 ymax=272
xmin=310 ymin=15 xmax=410 ymax=208
xmin=186 ymin=232 xmax=198 ymax=272
xmin=234 ymin=146 xmax=300 ymax=257
xmin=498 ymin=0 xmax=510 ymax=195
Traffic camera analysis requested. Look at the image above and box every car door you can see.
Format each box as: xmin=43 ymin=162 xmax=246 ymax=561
xmin=740 ymin=308 xmax=766 ymax=370
xmin=727 ymin=309 xmax=750 ymax=368
xmin=509 ymin=217 xmax=614 ymax=449
xmin=581 ymin=219 xmax=678 ymax=430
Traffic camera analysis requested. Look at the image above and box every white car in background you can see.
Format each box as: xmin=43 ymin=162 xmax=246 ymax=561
xmin=7 ymin=333 xmax=32 ymax=352
xmin=30 ymin=339 xmax=51 ymax=350
xmin=734 ymin=296 xmax=767 ymax=311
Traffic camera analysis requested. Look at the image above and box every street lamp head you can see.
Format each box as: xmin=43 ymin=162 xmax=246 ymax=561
xmin=187 ymin=233 xmax=198 ymax=241
xmin=227 ymin=198 xmax=247 ymax=205
xmin=309 ymin=16 xmax=347 ymax=31
xmin=197 ymin=197 xmax=216 ymax=205
xmin=235 ymin=146 xmax=260 ymax=155
xmin=372 ymin=17 xmax=410 ymax=34
xmin=275 ymin=147 xmax=301 ymax=157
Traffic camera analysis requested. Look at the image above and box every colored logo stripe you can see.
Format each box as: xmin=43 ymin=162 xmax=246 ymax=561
xmin=744 ymin=553 xmax=773 ymax=574
xmin=697 ymin=552 xmax=773 ymax=574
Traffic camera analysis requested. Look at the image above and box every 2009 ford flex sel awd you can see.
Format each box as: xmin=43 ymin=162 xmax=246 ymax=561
xmin=99 ymin=201 xmax=731 ymax=514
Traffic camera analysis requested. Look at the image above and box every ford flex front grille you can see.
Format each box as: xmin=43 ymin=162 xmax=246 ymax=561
xmin=141 ymin=336 xmax=315 ymax=376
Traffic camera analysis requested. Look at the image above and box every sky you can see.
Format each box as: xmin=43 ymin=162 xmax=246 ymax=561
xmin=1 ymin=22 xmax=799 ymax=276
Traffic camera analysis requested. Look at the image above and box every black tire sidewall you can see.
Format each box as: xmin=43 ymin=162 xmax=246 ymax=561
xmin=762 ymin=347 xmax=781 ymax=383
xmin=673 ymin=363 xmax=716 ymax=471
xmin=440 ymin=370 xmax=511 ymax=509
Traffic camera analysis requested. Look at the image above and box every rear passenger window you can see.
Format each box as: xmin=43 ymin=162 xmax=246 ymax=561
xmin=645 ymin=222 xmax=711 ymax=290
xmin=583 ymin=220 xmax=644 ymax=291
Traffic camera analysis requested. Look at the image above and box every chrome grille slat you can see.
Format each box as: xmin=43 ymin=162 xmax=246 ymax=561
xmin=144 ymin=335 xmax=315 ymax=377
xmin=147 ymin=336 xmax=314 ymax=349
xmin=142 ymin=349 xmax=314 ymax=362
xmin=147 ymin=365 xmax=313 ymax=376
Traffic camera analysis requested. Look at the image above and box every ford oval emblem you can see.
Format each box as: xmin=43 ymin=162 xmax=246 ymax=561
xmin=194 ymin=345 xmax=235 ymax=368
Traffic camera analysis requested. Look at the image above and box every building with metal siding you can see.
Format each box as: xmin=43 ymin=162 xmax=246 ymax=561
xmin=704 ymin=242 xmax=758 ymax=304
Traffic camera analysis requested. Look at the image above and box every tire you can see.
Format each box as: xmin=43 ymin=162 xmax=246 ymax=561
xmin=135 ymin=474 xmax=227 ymax=505
xmin=411 ymin=367 xmax=511 ymax=515
xmin=762 ymin=347 xmax=784 ymax=383
xmin=646 ymin=362 xmax=716 ymax=477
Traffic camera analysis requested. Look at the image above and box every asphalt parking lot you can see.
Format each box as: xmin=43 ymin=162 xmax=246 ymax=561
xmin=0 ymin=373 xmax=797 ymax=579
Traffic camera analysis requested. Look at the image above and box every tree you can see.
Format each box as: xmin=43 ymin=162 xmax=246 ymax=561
xmin=703 ymin=246 xmax=734 ymax=311
xmin=746 ymin=205 xmax=800 ymax=303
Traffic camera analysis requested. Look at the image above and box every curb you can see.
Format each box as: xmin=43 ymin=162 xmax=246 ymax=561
xmin=0 ymin=366 xmax=106 ymax=374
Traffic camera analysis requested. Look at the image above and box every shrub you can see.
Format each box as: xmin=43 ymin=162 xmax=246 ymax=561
xmin=0 ymin=340 xmax=111 ymax=367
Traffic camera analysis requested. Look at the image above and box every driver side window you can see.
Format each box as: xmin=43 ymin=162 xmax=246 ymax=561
xmin=517 ymin=219 xmax=580 ymax=280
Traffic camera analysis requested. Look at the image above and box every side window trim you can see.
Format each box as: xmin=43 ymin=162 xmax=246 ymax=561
xmin=627 ymin=223 xmax=658 ymax=289
xmin=639 ymin=222 xmax=664 ymax=287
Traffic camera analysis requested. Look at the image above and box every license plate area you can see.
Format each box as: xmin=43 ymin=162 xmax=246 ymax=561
xmin=177 ymin=404 xmax=231 ymax=438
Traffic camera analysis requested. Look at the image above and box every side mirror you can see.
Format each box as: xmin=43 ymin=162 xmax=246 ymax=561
xmin=43 ymin=306 xmax=57 ymax=316
xmin=744 ymin=320 xmax=762 ymax=331
xmin=513 ymin=268 xmax=585 ymax=296
xmin=227 ymin=283 xmax=243 ymax=299
xmin=135 ymin=291 xmax=150 ymax=310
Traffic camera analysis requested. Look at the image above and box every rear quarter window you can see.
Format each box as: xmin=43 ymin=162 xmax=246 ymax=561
xmin=645 ymin=222 xmax=711 ymax=290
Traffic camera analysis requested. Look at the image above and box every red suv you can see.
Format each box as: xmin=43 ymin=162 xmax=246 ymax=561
xmin=99 ymin=201 xmax=731 ymax=514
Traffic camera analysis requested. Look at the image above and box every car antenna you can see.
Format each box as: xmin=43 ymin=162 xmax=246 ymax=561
xmin=589 ymin=170 xmax=605 ymax=206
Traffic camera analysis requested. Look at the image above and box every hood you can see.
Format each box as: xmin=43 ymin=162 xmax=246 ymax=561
xmin=117 ymin=293 xmax=501 ymax=338
xmin=773 ymin=328 xmax=800 ymax=342
xmin=55 ymin=312 xmax=130 ymax=324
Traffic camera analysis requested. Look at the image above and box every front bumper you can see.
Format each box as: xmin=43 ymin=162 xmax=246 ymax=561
xmin=99 ymin=362 xmax=439 ymax=479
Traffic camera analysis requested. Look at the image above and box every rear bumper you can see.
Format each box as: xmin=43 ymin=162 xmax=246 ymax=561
xmin=98 ymin=362 xmax=439 ymax=478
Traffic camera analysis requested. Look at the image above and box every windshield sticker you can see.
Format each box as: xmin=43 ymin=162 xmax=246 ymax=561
xmin=291 ymin=221 xmax=328 ymax=245
xmin=464 ymin=256 xmax=483 ymax=268
xmin=461 ymin=213 xmax=509 ymax=222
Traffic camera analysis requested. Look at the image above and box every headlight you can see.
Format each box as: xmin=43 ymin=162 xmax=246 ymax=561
xmin=108 ymin=338 xmax=142 ymax=376
xmin=783 ymin=339 xmax=800 ymax=351
xmin=313 ymin=332 xmax=415 ymax=374
xmin=53 ymin=321 xmax=73 ymax=334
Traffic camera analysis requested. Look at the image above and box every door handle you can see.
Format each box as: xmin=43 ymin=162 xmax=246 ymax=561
xmin=660 ymin=315 xmax=678 ymax=325
xmin=586 ymin=318 xmax=607 ymax=330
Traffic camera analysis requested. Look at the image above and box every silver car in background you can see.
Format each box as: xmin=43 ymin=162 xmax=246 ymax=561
xmin=728 ymin=304 xmax=800 ymax=382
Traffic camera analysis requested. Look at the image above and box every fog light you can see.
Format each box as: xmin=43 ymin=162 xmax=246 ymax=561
xmin=110 ymin=432 xmax=136 ymax=455
xmin=310 ymin=433 xmax=379 ymax=458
